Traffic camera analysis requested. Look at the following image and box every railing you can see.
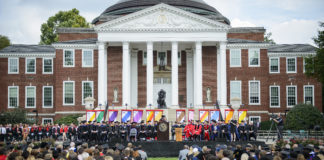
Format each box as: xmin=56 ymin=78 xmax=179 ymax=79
xmin=257 ymin=130 xmax=324 ymax=140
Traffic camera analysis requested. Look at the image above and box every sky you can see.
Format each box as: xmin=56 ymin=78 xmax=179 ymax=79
xmin=0 ymin=0 xmax=323 ymax=45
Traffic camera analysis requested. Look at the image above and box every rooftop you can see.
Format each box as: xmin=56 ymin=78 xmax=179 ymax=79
xmin=0 ymin=44 xmax=55 ymax=53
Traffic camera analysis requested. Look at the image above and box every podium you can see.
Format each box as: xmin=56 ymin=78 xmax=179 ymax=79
xmin=175 ymin=128 xmax=182 ymax=142
xmin=157 ymin=122 xmax=169 ymax=141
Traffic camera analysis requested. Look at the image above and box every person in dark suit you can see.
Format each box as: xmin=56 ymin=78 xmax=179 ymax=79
xmin=210 ymin=120 xmax=218 ymax=141
xmin=99 ymin=122 xmax=108 ymax=143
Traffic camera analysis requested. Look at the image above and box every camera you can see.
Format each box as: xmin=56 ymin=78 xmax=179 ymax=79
xmin=270 ymin=114 xmax=278 ymax=119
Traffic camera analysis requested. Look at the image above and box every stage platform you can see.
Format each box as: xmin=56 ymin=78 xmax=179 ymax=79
xmin=106 ymin=140 xmax=266 ymax=157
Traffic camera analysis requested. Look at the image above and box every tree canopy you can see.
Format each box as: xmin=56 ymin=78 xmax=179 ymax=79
xmin=40 ymin=8 xmax=90 ymax=45
xmin=304 ymin=22 xmax=324 ymax=84
xmin=0 ymin=35 xmax=10 ymax=50
xmin=264 ymin=32 xmax=275 ymax=44
xmin=285 ymin=103 xmax=324 ymax=130
xmin=0 ymin=108 xmax=31 ymax=124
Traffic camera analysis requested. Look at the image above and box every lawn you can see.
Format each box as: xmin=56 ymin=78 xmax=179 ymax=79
xmin=148 ymin=158 xmax=177 ymax=160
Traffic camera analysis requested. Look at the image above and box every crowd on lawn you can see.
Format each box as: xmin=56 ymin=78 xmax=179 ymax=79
xmin=178 ymin=141 xmax=324 ymax=160
xmin=0 ymin=141 xmax=148 ymax=160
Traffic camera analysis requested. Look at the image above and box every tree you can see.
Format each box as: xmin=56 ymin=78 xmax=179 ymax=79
xmin=0 ymin=35 xmax=10 ymax=50
xmin=285 ymin=104 xmax=324 ymax=130
xmin=305 ymin=22 xmax=324 ymax=111
xmin=264 ymin=32 xmax=276 ymax=44
xmin=0 ymin=108 xmax=31 ymax=124
xmin=54 ymin=114 xmax=82 ymax=125
xmin=40 ymin=8 xmax=90 ymax=45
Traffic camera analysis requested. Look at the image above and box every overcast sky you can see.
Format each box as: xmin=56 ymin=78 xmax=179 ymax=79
xmin=0 ymin=0 xmax=323 ymax=45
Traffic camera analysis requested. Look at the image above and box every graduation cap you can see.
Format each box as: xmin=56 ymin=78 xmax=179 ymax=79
xmin=141 ymin=120 xmax=145 ymax=123
xmin=211 ymin=120 xmax=217 ymax=123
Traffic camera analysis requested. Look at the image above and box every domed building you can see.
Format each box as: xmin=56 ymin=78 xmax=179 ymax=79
xmin=0 ymin=0 xmax=321 ymax=124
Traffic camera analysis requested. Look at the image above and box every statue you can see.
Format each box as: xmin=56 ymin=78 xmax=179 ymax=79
xmin=113 ymin=87 xmax=118 ymax=102
xmin=159 ymin=52 xmax=166 ymax=71
xmin=157 ymin=89 xmax=166 ymax=108
xmin=206 ymin=87 xmax=211 ymax=102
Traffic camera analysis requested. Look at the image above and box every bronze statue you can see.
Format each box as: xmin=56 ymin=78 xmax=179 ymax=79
xmin=157 ymin=89 xmax=166 ymax=108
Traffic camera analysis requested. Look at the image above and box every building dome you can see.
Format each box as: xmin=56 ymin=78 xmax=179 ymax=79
xmin=92 ymin=0 xmax=230 ymax=25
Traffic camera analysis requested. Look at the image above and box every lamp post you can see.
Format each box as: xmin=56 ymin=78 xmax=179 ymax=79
xmin=149 ymin=104 xmax=152 ymax=110
xmin=32 ymin=110 xmax=38 ymax=125
xmin=125 ymin=103 xmax=128 ymax=110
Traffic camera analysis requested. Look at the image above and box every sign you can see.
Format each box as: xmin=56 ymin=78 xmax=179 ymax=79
xmin=133 ymin=110 xmax=143 ymax=123
xmin=176 ymin=110 xmax=185 ymax=123
xmin=199 ymin=110 xmax=209 ymax=122
xmin=121 ymin=110 xmax=132 ymax=123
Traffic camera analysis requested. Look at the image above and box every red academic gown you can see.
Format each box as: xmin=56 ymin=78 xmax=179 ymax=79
xmin=204 ymin=124 xmax=210 ymax=140
xmin=184 ymin=124 xmax=194 ymax=138
xmin=194 ymin=124 xmax=202 ymax=136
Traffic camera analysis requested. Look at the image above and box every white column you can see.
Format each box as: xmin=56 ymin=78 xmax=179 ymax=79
xmin=186 ymin=49 xmax=194 ymax=108
xmin=98 ymin=42 xmax=108 ymax=106
xmin=171 ymin=42 xmax=179 ymax=108
xmin=194 ymin=42 xmax=203 ymax=107
xmin=122 ymin=42 xmax=131 ymax=107
xmin=217 ymin=46 xmax=221 ymax=101
xmin=219 ymin=42 xmax=227 ymax=106
xmin=130 ymin=50 xmax=138 ymax=108
xmin=146 ymin=42 xmax=154 ymax=107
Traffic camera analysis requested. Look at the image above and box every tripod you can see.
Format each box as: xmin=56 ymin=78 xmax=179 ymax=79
xmin=266 ymin=119 xmax=282 ymax=142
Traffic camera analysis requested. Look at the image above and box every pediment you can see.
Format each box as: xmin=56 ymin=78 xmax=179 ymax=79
xmin=95 ymin=3 xmax=230 ymax=32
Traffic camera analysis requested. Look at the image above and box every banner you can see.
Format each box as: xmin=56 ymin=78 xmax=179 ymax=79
xmin=121 ymin=110 xmax=132 ymax=123
xmin=199 ymin=110 xmax=209 ymax=122
xmin=108 ymin=110 xmax=118 ymax=122
xmin=188 ymin=110 xmax=195 ymax=122
xmin=133 ymin=110 xmax=143 ymax=123
xmin=210 ymin=110 xmax=220 ymax=122
xmin=238 ymin=110 xmax=247 ymax=123
xmin=146 ymin=110 xmax=154 ymax=123
xmin=154 ymin=110 xmax=163 ymax=121
xmin=86 ymin=111 xmax=96 ymax=122
xmin=225 ymin=109 xmax=234 ymax=123
xmin=176 ymin=110 xmax=185 ymax=123
xmin=96 ymin=111 xmax=104 ymax=123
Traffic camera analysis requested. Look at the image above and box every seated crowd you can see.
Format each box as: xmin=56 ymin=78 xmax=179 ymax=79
xmin=0 ymin=142 xmax=147 ymax=160
xmin=179 ymin=142 xmax=324 ymax=160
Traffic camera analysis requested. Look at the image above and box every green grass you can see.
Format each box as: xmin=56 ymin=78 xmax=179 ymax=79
xmin=148 ymin=158 xmax=177 ymax=160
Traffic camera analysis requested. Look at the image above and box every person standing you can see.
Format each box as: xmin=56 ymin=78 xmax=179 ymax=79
xmin=178 ymin=145 xmax=189 ymax=160
xmin=272 ymin=113 xmax=284 ymax=140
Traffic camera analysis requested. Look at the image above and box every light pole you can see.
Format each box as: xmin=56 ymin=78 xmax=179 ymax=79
xmin=32 ymin=110 xmax=38 ymax=124
xmin=125 ymin=103 xmax=128 ymax=110
xmin=149 ymin=104 xmax=152 ymax=110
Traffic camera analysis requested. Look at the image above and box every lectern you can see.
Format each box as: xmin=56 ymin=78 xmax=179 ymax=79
xmin=175 ymin=128 xmax=182 ymax=141
xmin=157 ymin=121 xmax=169 ymax=141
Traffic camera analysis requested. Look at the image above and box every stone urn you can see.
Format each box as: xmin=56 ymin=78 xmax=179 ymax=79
xmin=230 ymin=97 xmax=241 ymax=120
xmin=84 ymin=97 xmax=96 ymax=110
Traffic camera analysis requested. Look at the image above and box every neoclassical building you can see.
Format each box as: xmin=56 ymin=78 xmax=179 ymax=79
xmin=0 ymin=0 xmax=322 ymax=124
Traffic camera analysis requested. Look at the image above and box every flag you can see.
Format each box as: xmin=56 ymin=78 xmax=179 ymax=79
xmin=216 ymin=100 xmax=224 ymax=121
xmin=121 ymin=110 xmax=132 ymax=123
xmin=154 ymin=111 xmax=163 ymax=121
xmin=188 ymin=110 xmax=195 ymax=122
xmin=108 ymin=111 xmax=118 ymax=122
xmin=103 ymin=102 xmax=109 ymax=121
xmin=210 ymin=110 xmax=220 ymax=121
xmin=146 ymin=111 xmax=154 ymax=123
xmin=176 ymin=110 xmax=185 ymax=123
xmin=238 ymin=110 xmax=247 ymax=123
xmin=225 ymin=110 xmax=234 ymax=123
xmin=133 ymin=110 xmax=143 ymax=123
xmin=86 ymin=111 xmax=96 ymax=122
xmin=96 ymin=111 xmax=104 ymax=123
xmin=199 ymin=110 xmax=209 ymax=122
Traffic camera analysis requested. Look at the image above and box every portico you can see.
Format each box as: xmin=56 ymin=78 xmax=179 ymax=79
xmin=95 ymin=3 xmax=230 ymax=111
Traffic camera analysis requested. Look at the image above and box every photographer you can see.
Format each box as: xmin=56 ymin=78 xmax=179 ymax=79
xmin=272 ymin=113 xmax=284 ymax=140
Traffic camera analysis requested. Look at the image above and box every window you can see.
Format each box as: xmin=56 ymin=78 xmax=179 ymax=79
xmin=249 ymin=49 xmax=260 ymax=67
xmin=230 ymin=49 xmax=241 ymax=67
xmin=26 ymin=58 xmax=36 ymax=74
xmin=178 ymin=52 xmax=181 ymax=65
xmin=8 ymin=58 xmax=19 ymax=74
xmin=287 ymin=86 xmax=297 ymax=107
xmin=82 ymin=81 xmax=93 ymax=105
xmin=25 ymin=86 xmax=36 ymax=108
xmin=304 ymin=85 xmax=314 ymax=105
xmin=63 ymin=49 xmax=74 ymax=67
xmin=143 ymin=52 xmax=147 ymax=65
xmin=43 ymin=86 xmax=53 ymax=108
xmin=42 ymin=118 xmax=53 ymax=125
xmin=82 ymin=50 xmax=93 ymax=67
xmin=43 ymin=58 xmax=53 ymax=74
xmin=249 ymin=116 xmax=261 ymax=123
xmin=287 ymin=57 xmax=296 ymax=73
xmin=157 ymin=52 xmax=167 ymax=65
xmin=249 ymin=81 xmax=260 ymax=105
xmin=8 ymin=86 xmax=18 ymax=108
xmin=63 ymin=81 xmax=75 ymax=105
xmin=269 ymin=57 xmax=280 ymax=73
xmin=270 ymin=86 xmax=280 ymax=107
xmin=230 ymin=81 xmax=241 ymax=102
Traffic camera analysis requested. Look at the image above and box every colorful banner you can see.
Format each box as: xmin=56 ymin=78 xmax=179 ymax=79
xmin=154 ymin=110 xmax=163 ymax=121
xmin=176 ymin=110 xmax=185 ymax=123
xmin=121 ymin=110 xmax=132 ymax=123
xmin=96 ymin=111 xmax=104 ymax=123
xmin=225 ymin=110 xmax=234 ymax=123
xmin=210 ymin=110 xmax=220 ymax=122
xmin=199 ymin=110 xmax=209 ymax=122
xmin=146 ymin=111 xmax=154 ymax=123
xmin=86 ymin=111 xmax=96 ymax=122
xmin=188 ymin=110 xmax=195 ymax=122
xmin=238 ymin=110 xmax=247 ymax=123
xmin=133 ymin=110 xmax=143 ymax=123
xmin=108 ymin=110 xmax=118 ymax=122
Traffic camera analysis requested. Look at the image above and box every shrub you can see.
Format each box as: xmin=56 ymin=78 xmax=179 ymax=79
xmin=285 ymin=103 xmax=324 ymax=130
xmin=0 ymin=108 xmax=32 ymax=124
xmin=54 ymin=114 xmax=82 ymax=125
